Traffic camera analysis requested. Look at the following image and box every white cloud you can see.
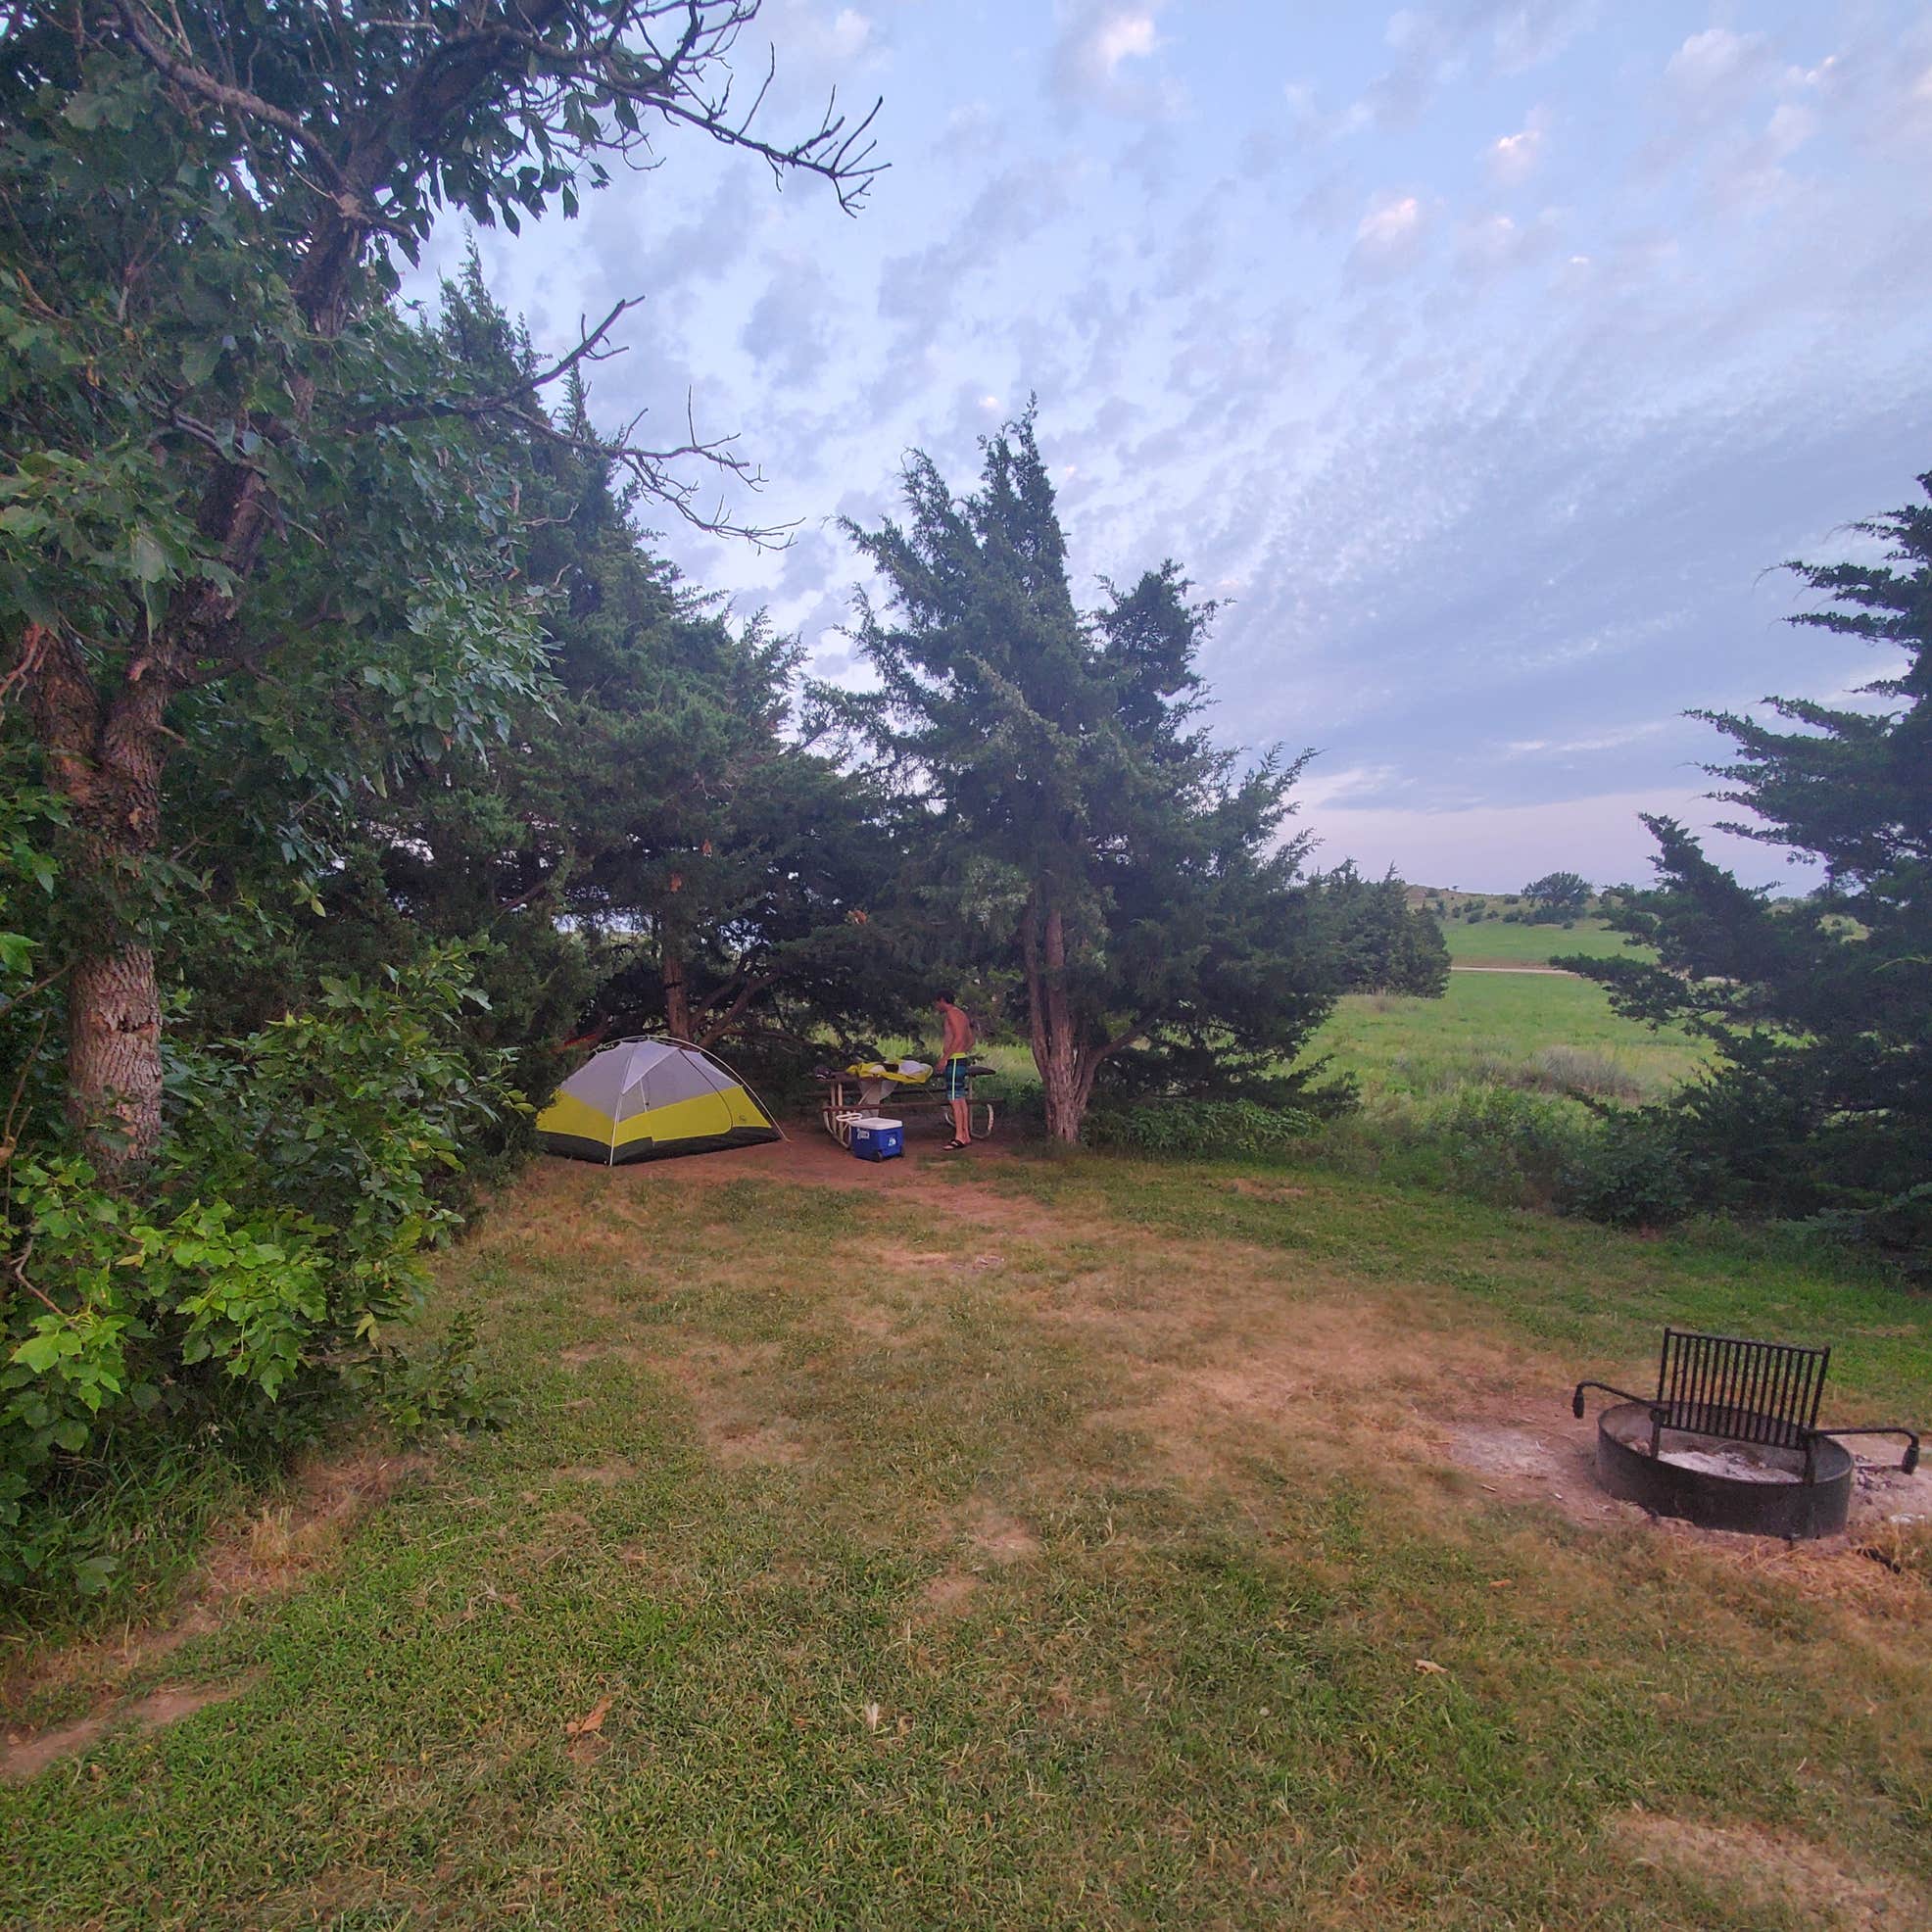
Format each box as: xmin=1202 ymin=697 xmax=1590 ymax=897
xmin=1765 ymin=102 xmax=1816 ymax=157
xmin=1283 ymin=79 xmax=1374 ymax=146
xmin=1456 ymin=208 xmax=1562 ymax=276
xmin=1502 ymin=718 xmax=1675 ymax=755
xmin=1050 ymin=1 xmax=1176 ymax=112
xmin=1666 ymin=26 xmax=1766 ymax=93
xmin=1358 ymin=194 xmax=1420 ymax=245
xmin=1486 ymin=108 xmax=1550 ymax=185
xmin=1295 ymin=762 xmax=1403 ymax=809
xmin=1094 ymin=10 xmax=1157 ymax=72
xmin=827 ymin=8 xmax=871 ymax=59
xmin=1348 ymin=192 xmax=1428 ymax=276
xmin=1486 ymin=1 xmax=1596 ymax=75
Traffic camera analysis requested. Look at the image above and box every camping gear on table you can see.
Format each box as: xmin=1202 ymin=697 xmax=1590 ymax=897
xmin=843 ymin=1058 xmax=932 ymax=1084
xmin=818 ymin=1062 xmax=997 ymax=1147
xmin=537 ymin=1037 xmax=781 ymax=1166
xmin=847 ymin=1116 xmax=904 ymax=1162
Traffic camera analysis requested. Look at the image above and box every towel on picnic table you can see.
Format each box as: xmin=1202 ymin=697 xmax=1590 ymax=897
xmin=843 ymin=1058 xmax=932 ymax=1084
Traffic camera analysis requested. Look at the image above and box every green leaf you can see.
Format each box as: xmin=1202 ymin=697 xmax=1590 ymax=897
xmin=129 ymin=527 xmax=169 ymax=584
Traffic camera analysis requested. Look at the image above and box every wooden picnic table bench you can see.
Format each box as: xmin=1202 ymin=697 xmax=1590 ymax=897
xmin=818 ymin=1066 xmax=996 ymax=1147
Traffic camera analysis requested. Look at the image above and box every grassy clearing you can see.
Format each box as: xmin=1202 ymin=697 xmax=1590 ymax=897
xmin=1305 ymin=974 xmax=1704 ymax=1108
xmin=1440 ymin=916 xmax=1643 ymax=968
xmin=6 ymin=1145 xmax=1931 ymax=1929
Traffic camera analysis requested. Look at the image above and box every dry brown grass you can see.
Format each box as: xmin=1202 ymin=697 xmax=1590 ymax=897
xmin=1615 ymin=1812 xmax=1929 ymax=1931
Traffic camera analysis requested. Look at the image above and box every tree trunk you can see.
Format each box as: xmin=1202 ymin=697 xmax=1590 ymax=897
xmin=66 ymin=946 xmax=164 ymax=1163
xmin=661 ymin=937 xmax=692 ymax=1041
xmin=1022 ymin=894 xmax=1087 ymax=1144
xmin=22 ymin=622 xmax=174 ymax=1174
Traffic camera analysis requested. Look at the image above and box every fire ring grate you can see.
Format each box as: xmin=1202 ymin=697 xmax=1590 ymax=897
xmin=1592 ymin=1400 xmax=1855 ymax=1538
xmin=1573 ymin=1328 xmax=1918 ymax=1542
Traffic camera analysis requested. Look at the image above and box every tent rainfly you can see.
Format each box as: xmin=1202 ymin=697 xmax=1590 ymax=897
xmin=536 ymin=1038 xmax=782 ymax=1165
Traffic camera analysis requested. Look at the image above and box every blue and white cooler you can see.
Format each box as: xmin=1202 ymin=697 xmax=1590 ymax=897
xmin=848 ymin=1115 xmax=904 ymax=1162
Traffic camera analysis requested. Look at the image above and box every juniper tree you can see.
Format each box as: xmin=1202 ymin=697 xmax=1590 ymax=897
xmin=841 ymin=411 xmax=1333 ymax=1143
xmin=1568 ymin=469 xmax=1932 ymax=1264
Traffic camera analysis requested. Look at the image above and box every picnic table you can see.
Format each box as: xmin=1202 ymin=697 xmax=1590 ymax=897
xmin=818 ymin=1065 xmax=996 ymax=1147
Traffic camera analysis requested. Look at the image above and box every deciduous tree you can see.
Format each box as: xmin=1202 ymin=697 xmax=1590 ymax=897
xmin=0 ymin=1 xmax=879 ymax=1173
xmin=1522 ymin=871 xmax=1592 ymax=923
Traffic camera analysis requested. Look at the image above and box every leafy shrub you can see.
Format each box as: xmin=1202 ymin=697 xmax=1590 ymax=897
xmin=1416 ymin=1087 xmax=1592 ymax=1207
xmin=1085 ymin=1098 xmax=1317 ymax=1159
xmin=348 ymin=1313 xmax=507 ymax=1438
xmin=1 ymin=948 xmax=516 ymax=1598
xmin=1556 ymin=1111 xmax=1695 ymax=1230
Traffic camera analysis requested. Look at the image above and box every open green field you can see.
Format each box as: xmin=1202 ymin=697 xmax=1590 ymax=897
xmin=921 ymin=948 xmax=1699 ymax=1113
xmin=5 ymin=1134 xmax=1931 ymax=1930
xmin=1307 ymin=970 xmax=1706 ymax=1107
xmin=1440 ymin=917 xmax=1645 ymax=968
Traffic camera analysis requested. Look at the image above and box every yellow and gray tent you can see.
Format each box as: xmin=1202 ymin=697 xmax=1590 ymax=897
xmin=536 ymin=1038 xmax=782 ymax=1165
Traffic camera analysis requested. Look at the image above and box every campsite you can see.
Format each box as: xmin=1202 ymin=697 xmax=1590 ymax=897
xmin=6 ymin=963 xmax=1932 ymax=1928
xmin=4 ymin=3 xmax=1931 ymax=1928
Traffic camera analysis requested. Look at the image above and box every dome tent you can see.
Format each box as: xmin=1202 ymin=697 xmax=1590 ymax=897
xmin=536 ymin=1038 xmax=782 ymax=1165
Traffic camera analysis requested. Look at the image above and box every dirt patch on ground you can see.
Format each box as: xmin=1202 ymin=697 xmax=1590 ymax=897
xmin=606 ymin=1133 xmax=1112 ymax=1256
xmin=2 ymin=1673 xmax=262 ymax=1784
xmin=199 ymin=1448 xmax=428 ymax=1612
xmin=867 ymin=1243 xmax=964 ymax=1274
xmin=651 ymin=1340 xmax=810 ymax=1470
xmin=558 ymin=1340 xmax=646 ymax=1370
xmin=1856 ymin=1462 xmax=1932 ymax=1526
xmin=1435 ymin=1420 xmax=1642 ymax=1527
xmin=557 ymin=1461 xmax=637 ymax=1488
xmin=1044 ymin=1252 xmax=1537 ymax=1497
xmin=2 ymin=1445 xmax=422 ymax=1726
xmin=1615 ymin=1812 xmax=1928 ymax=1930
xmin=963 ymin=1501 xmax=1040 ymax=1562
xmin=1436 ymin=1420 xmax=1932 ymax=1611
xmin=706 ymin=1421 xmax=810 ymax=1468
xmin=837 ymin=1299 xmax=904 ymax=1340
xmin=611 ymin=1131 xmax=1029 ymax=1197
xmin=917 ymin=1569 xmax=982 ymax=1616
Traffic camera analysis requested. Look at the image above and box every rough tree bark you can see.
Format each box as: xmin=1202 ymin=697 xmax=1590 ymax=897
xmin=23 ymin=621 xmax=176 ymax=1161
xmin=660 ymin=936 xmax=692 ymax=1042
xmin=1022 ymin=894 xmax=1085 ymax=1143
xmin=1020 ymin=890 xmax=1152 ymax=1145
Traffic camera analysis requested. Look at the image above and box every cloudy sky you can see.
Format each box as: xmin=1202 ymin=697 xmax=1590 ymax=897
xmin=406 ymin=0 xmax=1932 ymax=892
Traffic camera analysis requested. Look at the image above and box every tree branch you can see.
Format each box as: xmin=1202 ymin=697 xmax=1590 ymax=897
xmin=108 ymin=0 xmax=351 ymax=194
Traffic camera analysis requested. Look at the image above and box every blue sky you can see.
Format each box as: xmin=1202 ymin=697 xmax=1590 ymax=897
xmin=408 ymin=1 xmax=1932 ymax=892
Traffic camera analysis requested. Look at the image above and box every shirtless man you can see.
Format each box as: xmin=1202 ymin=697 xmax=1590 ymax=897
xmin=934 ymin=991 xmax=976 ymax=1149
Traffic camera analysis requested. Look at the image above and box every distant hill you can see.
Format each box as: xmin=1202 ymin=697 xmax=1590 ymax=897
xmin=1402 ymin=886 xmax=1596 ymax=922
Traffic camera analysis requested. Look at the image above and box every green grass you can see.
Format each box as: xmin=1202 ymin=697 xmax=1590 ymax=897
xmin=1441 ymin=916 xmax=1646 ymax=967
xmin=1304 ymin=974 xmax=1705 ymax=1108
xmin=6 ymin=1154 xmax=1931 ymax=1929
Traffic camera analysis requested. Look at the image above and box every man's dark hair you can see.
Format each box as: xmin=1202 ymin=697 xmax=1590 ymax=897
xmin=936 ymin=990 xmax=956 ymax=1005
